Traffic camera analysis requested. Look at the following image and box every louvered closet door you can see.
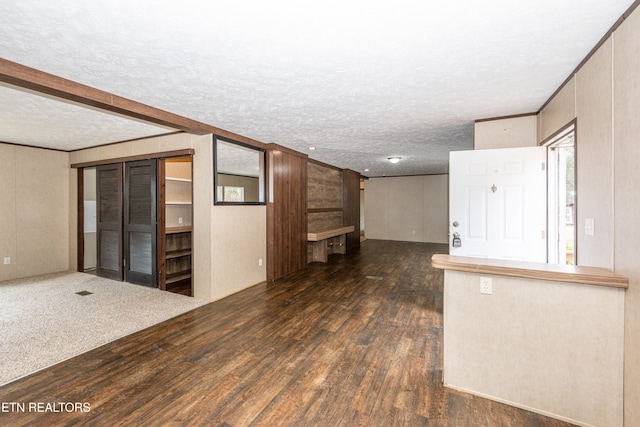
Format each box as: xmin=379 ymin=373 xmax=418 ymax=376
xmin=96 ymin=164 xmax=124 ymax=281
xmin=124 ymin=160 xmax=157 ymax=287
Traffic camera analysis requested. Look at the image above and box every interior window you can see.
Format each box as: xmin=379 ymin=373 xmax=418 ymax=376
xmin=213 ymin=136 xmax=266 ymax=205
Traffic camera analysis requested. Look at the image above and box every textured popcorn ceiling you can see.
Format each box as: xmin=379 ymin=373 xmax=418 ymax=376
xmin=0 ymin=0 xmax=634 ymax=176
xmin=0 ymin=84 xmax=174 ymax=150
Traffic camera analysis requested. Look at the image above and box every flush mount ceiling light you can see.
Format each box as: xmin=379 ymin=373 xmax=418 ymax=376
xmin=309 ymin=146 xmax=316 ymax=151
xmin=388 ymin=157 xmax=401 ymax=164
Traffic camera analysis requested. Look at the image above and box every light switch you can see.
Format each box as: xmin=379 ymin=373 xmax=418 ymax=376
xmin=585 ymin=218 xmax=594 ymax=236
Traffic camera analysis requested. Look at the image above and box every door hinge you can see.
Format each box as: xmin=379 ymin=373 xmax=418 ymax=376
xmin=542 ymin=162 xmax=546 ymax=171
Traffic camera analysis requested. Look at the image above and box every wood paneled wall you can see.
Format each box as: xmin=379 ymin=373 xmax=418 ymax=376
xmin=266 ymin=151 xmax=361 ymax=278
xmin=307 ymin=162 xmax=343 ymax=209
xmin=266 ymin=145 xmax=308 ymax=281
xmin=342 ymin=169 xmax=361 ymax=252
xmin=308 ymin=211 xmax=343 ymax=231
xmin=306 ymin=159 xmax=361 ymax=253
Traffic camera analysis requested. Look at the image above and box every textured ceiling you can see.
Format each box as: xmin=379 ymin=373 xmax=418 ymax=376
xmin=0 ymin=0 xmax=634 ymax=176
xmin=0 ymin=83 xmax=173 ymax=150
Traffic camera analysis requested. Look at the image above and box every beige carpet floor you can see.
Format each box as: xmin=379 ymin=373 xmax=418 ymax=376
xmin=0 ymin=271 xmax=207 ymax=386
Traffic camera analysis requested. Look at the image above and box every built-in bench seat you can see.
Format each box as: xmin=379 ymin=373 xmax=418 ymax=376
xmin=307 ymin=225 xmax=355 ymax=263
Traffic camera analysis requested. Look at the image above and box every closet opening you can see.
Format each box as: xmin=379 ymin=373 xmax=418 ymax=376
xmin=74 ymin=150 xmax=194 ymax=295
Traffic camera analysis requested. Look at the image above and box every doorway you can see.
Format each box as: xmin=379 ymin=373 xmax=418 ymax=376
xmin=448 ymin=146 xmax=547 ymax=261
xmin=545 ymin=124 xmax=576 ymax=265
xmin=83 ymin=167 xmax=97 ymax=274
xmin=77 ymin=153 xmax=194 ymax=294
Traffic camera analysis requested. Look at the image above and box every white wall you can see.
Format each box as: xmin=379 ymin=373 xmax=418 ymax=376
xmin=364 ymin=175 xmax=448 ymax=244
xmin=0 ymin=143 xmax=69 ymax=282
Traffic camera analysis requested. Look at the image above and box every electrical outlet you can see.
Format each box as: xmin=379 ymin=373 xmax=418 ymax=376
xmin=480 ymin=277 xmax=492 ymax=294
xmin=258 ymin=258 xmax=263 ymax=267
xmin=178 ymin=217 xmax=183 ymax=225
xmin=3 ymin=257 xmax=10 ymax=265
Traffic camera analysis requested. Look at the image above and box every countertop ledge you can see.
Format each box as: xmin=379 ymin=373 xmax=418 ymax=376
xmin=431 ymin=254 xmax=628 ymax=289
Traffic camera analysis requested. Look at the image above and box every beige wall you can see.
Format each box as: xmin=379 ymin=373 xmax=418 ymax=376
xmin=474 ymin=115 xmax=538 ymax=150
xmin=211 ymin=206 xmax=266 ymax=300
xmin=530 ymin=6 xmax=640 ymax=423
xmin=0 ymin=143 xmax=69 ymax=282
xmin=575 ymin=37 xmax=614 ymax=270
xmin=613 ymin=8 xmax=640 ymax=425
xmin=0 ymin=144 xmax=17 ymax=281
xmin=191 ymin=136 xmax=213 ymax=300
xmin=364 ymin=175 xmax=448 ymax=244
xmin=69 ymin=133 xmax=267 ymax=301
xmin=539 ymin=77 xmax=576 ymax=142
xmin=444 ymin=270 xmax=624 ymax=427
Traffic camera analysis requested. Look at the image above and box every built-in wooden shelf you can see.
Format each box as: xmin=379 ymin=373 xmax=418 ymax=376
xmin=308 ymin=226 xmax=355 ymax=242
xmin=165 ymin=271 xmax=192 ymax=284
xmin=166 ymin=249 xmax=192 ymax=259
xmin=431 ymin=254 xmax=628 ymax=289
xmin=160 ymin=158 xmax=193 ymax=296
xmin=166 ymin=226 xmax=192 ymax=234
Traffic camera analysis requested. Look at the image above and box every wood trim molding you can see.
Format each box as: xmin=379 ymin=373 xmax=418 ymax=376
xmin=71 ymin=149 xmax=195 ymax=168
xmin=0 ymin=58 xmax=216 ymax=135
xmin=475 ymin=112 xmax=538 ymax=123
xmin=0 ymin=140 xmax=68 ymax=153
xmin=431 ymin=254 xmax=628 ymax=289
xmin=68 ymin=132 xmax=184 ymax=153
xmin=214 ymin=131 xmax=267 ymax=150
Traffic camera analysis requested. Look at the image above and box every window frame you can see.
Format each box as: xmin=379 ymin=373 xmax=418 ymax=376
xmin=213 ymin=135 xmax=266 ymax=206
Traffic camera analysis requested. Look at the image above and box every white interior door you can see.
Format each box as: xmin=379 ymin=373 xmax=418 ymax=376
xmin=449 ymin=146 xmax=547 ymax=262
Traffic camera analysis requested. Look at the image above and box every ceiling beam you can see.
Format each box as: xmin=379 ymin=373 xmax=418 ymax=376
xmin=0 ymin=57 xmax=216 ymax=135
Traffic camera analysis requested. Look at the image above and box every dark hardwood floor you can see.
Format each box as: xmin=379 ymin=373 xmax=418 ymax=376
xmin=0 ymin=240 xmax=575 ymax=426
